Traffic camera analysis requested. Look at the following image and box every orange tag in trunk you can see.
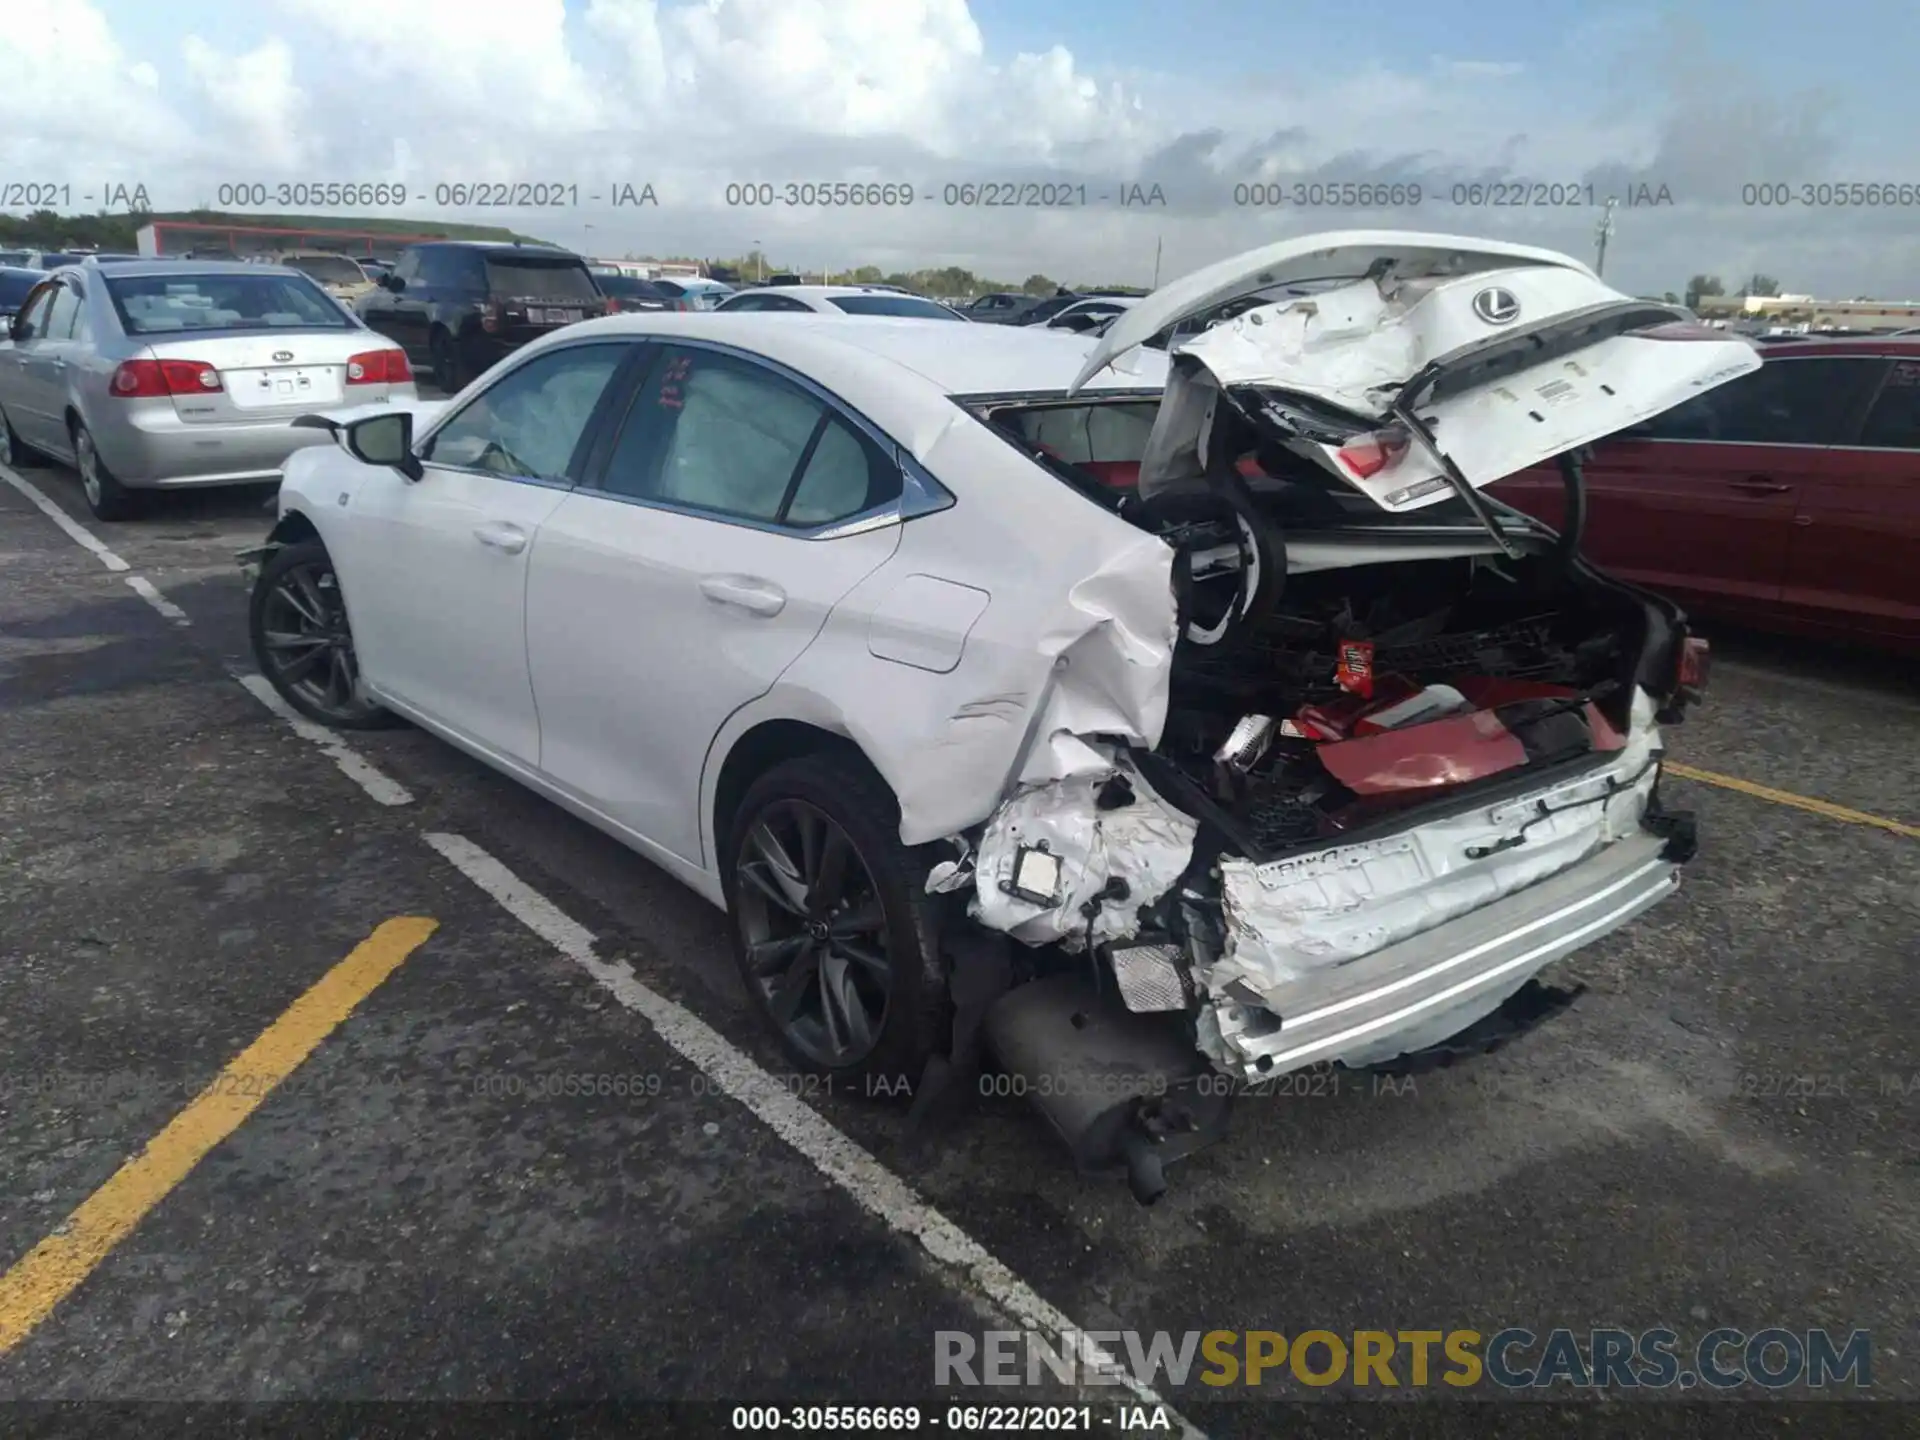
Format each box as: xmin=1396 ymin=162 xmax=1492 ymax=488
xmin=1335 ymin=639 xmax=1375 ymax=698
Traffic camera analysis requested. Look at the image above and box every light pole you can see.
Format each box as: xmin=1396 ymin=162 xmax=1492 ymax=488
xmin=1594 ymin=196 xmax=1617 ymax=278
xmin=754 ymin=241 xmax=765 ymax=282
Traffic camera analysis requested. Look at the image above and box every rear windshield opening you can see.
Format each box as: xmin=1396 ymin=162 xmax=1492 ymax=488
xmin=974 ymin=396 xmax=1517 ymax=531
xmin=104 ymin=273 xmax=353 ymax=334
xmin=485 ymin=259 xmax=601 ymax=302
xmin=828 ymin=295 xmax=962 ymax=320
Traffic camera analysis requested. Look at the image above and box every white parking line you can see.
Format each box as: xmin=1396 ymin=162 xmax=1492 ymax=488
xmin=125 ymin=574 xmax=192 ymax=626
xmin=232 ymin=671 xmax=415 ymax=807
xmin=1 ymin=461 xmax=414 ymax=809
xmin=422 ymin=831 xmax=1203 ymax=1436
xmin=5 ymin=449 xmax=1196 ymax=1426
xmin=1 ymin=464 xmax=131 ymax=571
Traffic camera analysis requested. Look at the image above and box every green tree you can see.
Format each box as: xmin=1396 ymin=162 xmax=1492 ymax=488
xmin=1684 ymin=274 xmax=1725 ymax=309
xmin=1021 ymin=273 xmax=1058 ymax=296
xmin=1741 ymin=273 xmax=1780 ymax=297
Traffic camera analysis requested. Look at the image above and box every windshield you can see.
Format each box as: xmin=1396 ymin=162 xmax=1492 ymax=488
xmin=828 ymin=295 xmax=964 ymax=320
xmin=283 ymin=255 xmax=367 ymax=285
xmin=484 ymin=258 xmax=600 ymax=301
xmin=104 ymin=272 xmax=353 ymax=333
xmin=0 ymin=251 xmax=31 ymax=266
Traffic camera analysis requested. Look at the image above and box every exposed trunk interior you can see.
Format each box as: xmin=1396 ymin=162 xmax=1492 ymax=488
xmin=973 ymin=392 xmax=1677 ymax=863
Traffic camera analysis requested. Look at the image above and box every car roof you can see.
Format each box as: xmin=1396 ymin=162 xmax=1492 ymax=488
xmin=406 ymin=240 xmax=585 ymax=256
xmin=510 ymin=311 xmax=1168 ymax=413
xmin=65 ymin=260 xmax=306 ymax=280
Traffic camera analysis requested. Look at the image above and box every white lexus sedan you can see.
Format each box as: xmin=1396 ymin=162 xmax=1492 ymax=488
xmin=245 ymin=231 xmax=1753 ymax=1200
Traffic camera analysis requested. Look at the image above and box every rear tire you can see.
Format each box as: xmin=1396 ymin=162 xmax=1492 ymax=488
xmin=73 ymin=420 xmax=137 ymax=521
xmin=724 ymin=754 xmax=948 ymax=1092
xmin=1 ymin=409 xmax=42 ymax=468
xmin=249 ymin=539 xmax=401 ymax=730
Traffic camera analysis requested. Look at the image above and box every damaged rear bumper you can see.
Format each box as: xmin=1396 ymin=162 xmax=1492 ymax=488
xmin=1198 ymin=827 xmax=1677 ymax=1077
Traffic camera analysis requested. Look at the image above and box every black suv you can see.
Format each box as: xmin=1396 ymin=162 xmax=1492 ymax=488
xmin=356 ymin=241 xmax=610 ymax=391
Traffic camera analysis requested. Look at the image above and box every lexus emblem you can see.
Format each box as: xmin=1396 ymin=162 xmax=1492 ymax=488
xmin=272 ymin=349 xmax=294 ymax=362
xmin=1471 ymin=287 xmax=1521 ymax=325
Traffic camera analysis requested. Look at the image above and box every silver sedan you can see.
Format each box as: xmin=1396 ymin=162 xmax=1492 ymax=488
xmin=0 ymin=260 xmax=414 ymax=519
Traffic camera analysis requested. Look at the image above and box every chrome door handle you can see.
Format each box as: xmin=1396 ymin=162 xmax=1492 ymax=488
xmin=699 ymin=574 xmax=787 ymax=616
xmin=473 ymin=520 xmax=528 ymax=554
xmin=1727 ymin=477 xmax=1789 ymax=493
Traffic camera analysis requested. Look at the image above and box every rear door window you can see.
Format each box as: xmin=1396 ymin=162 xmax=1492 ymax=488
xmin=597 ymin=346 xmax=899 ymax=526
xmin=43 ymin=284 xmax=80 ymax=340
xmin=1644 ymin=357 xmax=1886 ymax=444
xmin=1857 ymin=359 xmax=1920 ymax=448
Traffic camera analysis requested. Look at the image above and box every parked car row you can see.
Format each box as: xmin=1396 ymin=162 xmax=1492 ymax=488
xmin=0 ymin=257 xmax=414 ymax=518
xmin=3 ymin=232 xmax=1913 ymax=656
xmin=957 ymin=287 xmax=1147 ymax=328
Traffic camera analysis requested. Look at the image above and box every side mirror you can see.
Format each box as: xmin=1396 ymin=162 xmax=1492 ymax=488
xmin=381 ymin=273 xmax=404 ymax=293
xmin=344 ymin=411 xmax=424 ymax=481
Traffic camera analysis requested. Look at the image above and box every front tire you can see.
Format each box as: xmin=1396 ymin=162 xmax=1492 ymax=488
xmin=249 ymin=539 xmax=400 ymax=729
xmin=724 ymin=755 xmax=947 ymax=1090
xmin=73 ymin=421 xmax=136 ymax=520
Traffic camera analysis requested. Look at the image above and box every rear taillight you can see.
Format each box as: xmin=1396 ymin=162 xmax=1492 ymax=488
xmin=604 ymin=296 xmax=621 ymax=316
xmin=109 ymin=358 xmax=222 ymax=398
xmin=1335 ymin=427 xmax=1410 ymax=479
xmin=676 ymin=298 xmax=693 ymax=311
xmin=345 ymin=348 xmax=411 ymax=385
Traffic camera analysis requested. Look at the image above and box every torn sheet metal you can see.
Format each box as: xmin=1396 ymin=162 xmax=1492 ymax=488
xmin=1202 ymin=688 xmax=1661 ymax=995
xmin=972 ymin=753 xmax=1198 ymax=948
xmin=1137 ymin=263 xmax=1761 ymax=508
xmin=1008 ymin=531 xmax=1181 ymax=790
xmin=1071 ymin=228 xmax=1601 ymax=395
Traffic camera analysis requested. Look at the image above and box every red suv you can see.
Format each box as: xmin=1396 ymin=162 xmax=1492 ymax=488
xmin=1491 ymin=336 xmax=1920 ymax=654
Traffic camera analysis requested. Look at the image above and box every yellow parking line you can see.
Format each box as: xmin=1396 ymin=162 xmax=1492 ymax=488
xmin=0 ymin=915 xmax=438 ymax=1357
xmin=1665 ymin=763 xmax=1920 ymax=840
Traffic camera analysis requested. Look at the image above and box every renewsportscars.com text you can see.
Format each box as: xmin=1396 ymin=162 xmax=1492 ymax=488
xmin=935 ymin=1327 xmax=1873 ymax=1390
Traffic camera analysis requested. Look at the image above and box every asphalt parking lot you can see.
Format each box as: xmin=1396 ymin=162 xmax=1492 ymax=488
xmin=2 ymin=440 xmax=1916 ymax=1436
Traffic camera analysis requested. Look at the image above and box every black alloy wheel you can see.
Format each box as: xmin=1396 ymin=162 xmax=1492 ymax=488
xmin=734 ymin=798 xmax=894 ymax=1068
xmin=249 ymin=540 xmax=397 ymax=729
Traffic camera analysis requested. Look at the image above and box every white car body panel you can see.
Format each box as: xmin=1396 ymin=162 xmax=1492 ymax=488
xmin=335 ymin=459 xmax=568 ymax=764
xmin=1070 ymin=229 xmax=1601 ymax=394
xmin=1140 ymin=264 xmax=1763 ymax=509
xmin=526 ymin=490 xmax=904 ymax=867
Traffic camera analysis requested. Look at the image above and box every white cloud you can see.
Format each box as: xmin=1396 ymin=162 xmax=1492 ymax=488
xmin=2 ymin=0 xmax=1913 ymax=298
xmin=181 ymin=37 xmax=308 ymax=170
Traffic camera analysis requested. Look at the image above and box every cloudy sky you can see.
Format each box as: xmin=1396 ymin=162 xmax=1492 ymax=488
xmin=3 ymin=0 xmax=1917 ymax=296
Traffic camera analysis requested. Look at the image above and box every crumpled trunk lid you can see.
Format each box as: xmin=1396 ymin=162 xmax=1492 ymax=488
xmin=1070 ymin=229 xmax=1762 ymax=515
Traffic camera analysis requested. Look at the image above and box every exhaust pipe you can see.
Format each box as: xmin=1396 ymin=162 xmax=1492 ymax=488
xmin=982 ymin=973 xmax=1232 ymax=1204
